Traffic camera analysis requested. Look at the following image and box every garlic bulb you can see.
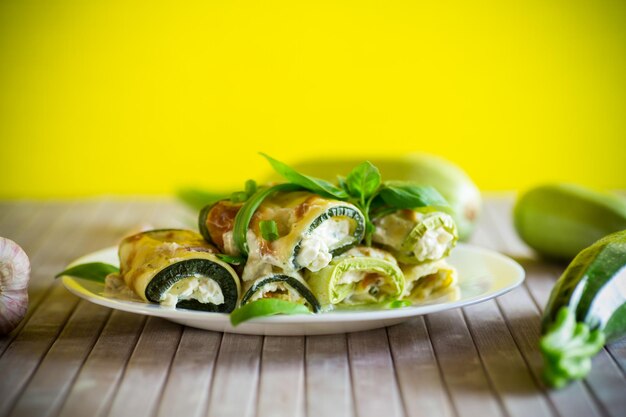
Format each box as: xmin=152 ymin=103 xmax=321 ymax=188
xmin=0 ymin=237 xmax=30 ymax=335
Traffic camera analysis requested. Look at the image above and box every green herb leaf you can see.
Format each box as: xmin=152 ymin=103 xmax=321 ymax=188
xmin=55 ymin=262 xmax=119 ymax=283
xmin=231 ymin=191 xmax=249 ymax=203
xmin=388 ymin=299 xmax=412 ymax=309
xmin=337 ymin=175 xmax=348 ymax=191
xmin=245 ymin=179 xmax=257 ymax=197
xmin=345 ymin=161 xmax=381 ymax=200
xmin=260 ymin=153 xmax=348 ymax=199
xmin=230 ymin=299 xmax=311 ymax=326
xmin=216 ymin=254 xmax=246 ymax=265
xmin=233 ymin=183 xmax=303 ymax=256
xmin=177 ymin=188 xmax=229 ymax=211
xmin=260 ymin=220 xmax=279 ymax=241
xmin=378 ymin=182 xmax=450 ymax=210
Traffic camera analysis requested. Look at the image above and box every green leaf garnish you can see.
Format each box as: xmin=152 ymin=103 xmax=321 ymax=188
xmin=55 ymin=262 xmax=119 ymax=283
xmin=230 ymin=299 xmax=311 ymax=326
xmin=387 ymin=299 xmax=412 ymax=309
xmin=337 ymin=175 xmax=348 ymax=190
xmin=233 ymin=183 xmax=303 ymax=256
xmin=345 ymin=161 xmax=381 ymax=203
xmin=260 ymin=220 xmax=279 ymax=241
xmin=260 ymin=153 xmax=348 ymax=199
xmin=216 ymin=254 xmax=246 ymax=265
xmin=378 ymin=182 xmax=450 ymax=210
xmin=245 ymin=179 xmax=257 ymax=197
xmin=231 ymin=191 xmax=249 ymax=203
xmin=338 ymin=161 xmax=384 ymax=246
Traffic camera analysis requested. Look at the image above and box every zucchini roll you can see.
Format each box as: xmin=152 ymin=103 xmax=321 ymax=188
xmin=118 ymin=229 xmax=241 ymax=312
xmin=240 ymin=272 xmax=321 ymax=312
xmin=372 ymin=209 xmax=458 ymax=264
xmin=200 ymin=191 xmax=366 ymax=278
xmin=401 ymin=261 xmax=459 ymax=302
xmin=305 ymin=246 xmax=404 ymax=310
xmin=198 ymin=200 xmax=243 ymax=256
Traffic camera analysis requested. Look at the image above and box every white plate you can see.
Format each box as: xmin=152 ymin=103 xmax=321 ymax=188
xmin=61 ymin=244 xmax=525 ymax=336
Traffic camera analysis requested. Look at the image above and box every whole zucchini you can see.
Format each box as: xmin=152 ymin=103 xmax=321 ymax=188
xmin=515 ymin=184 xmax=626 ymax=261
xmin=540 ymin=230 xmax=626 ymax=388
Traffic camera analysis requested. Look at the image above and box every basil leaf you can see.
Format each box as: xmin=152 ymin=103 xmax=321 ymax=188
xmin=260 ymin=153 xmax=348 ymax=199
xmin=378 ymin=181 xmax=450 ymax=209
xmin=337 ymin=175 xmax=348 ymax=191
xmin=230 ymin=191 xmax=248 ymax=203
xmin=55 ymin=262 xmax=119 ymax=283
xmin=245 ymin=179 xmax=257 ymax=197
xmin=345 ymin=161 xmax=381 ymax=200
xmin=230 ymin=299 xmax=311 ymax=326
xmin=177 ymin=188 xmax=229 ymax=211
xmin=260 ymin=220 xmax=279 ymax=241
xmin=216 ymin=254 xmax=245 ymax=265
xmin=233 ymin=183 xmax=303 ymax=256
xmin=388 ymin=299 xmax=412 ymax=309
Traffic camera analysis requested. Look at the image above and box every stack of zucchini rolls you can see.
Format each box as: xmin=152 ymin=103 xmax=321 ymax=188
xmin=197 ymin=190 xmax=459 ymax=312
xmin=113 ymin=157 xmax=460 ymax=314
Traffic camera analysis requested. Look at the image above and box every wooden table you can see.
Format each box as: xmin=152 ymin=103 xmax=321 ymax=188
xmin=0 ymin=198 xmax=625 ymax=417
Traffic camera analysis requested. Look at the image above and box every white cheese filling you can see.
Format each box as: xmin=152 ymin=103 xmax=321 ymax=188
xmin=160 ymin=274 xmax=225 ymax=307
xmin=242 ymin=230 xmax=281 ymax=282
xmin=337 ymin=270 xmax=367 ymax=285
xmin=248 ymin=282 xmax=301 ymax=303
xmin=373 ymin=213 xmax=414 ymax=249
xmin=373 ymin=211 xmax=454 ymax=262
xmin=337 ymin=270 xmax=386 ymax=303
xmin=222 ymin=231 xmax=238 ymax=256
xmin=296 ymin=218 xmax=351 ymax=272
xmin=413 ymin=226 xmax=454 ymax=262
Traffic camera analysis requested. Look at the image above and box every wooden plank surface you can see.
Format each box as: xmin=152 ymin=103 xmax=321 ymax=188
xmin=387 ymin=318 xmax=454 ymax=417
xmin=347 ymin=328 xmax=404 ymax=417
xmin=57 ymin=311 xmax=146 ymax=417
xmin=1 ymin=197 xmax=625 ymax=417
xmin=305 ymin=334 xmax=353 ymax=417
xmin=155 ymin=328 xmax=222 ymax=417
xmin=257 ymin=336 xmax=305 ymax=417
xmin=205 ymin=333 xmax=263 ymax=417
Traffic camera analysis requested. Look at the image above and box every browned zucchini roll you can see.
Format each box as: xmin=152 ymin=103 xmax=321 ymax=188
xmin=118 ymin=229 xmax=241 ymax=312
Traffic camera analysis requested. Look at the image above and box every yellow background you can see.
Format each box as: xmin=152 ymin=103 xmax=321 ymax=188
xmin=1 ymin=0 xmax=625 ymax=198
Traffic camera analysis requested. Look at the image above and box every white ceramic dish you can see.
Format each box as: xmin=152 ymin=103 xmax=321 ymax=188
xmin=61 ymin=243 xmax=524 ymax=336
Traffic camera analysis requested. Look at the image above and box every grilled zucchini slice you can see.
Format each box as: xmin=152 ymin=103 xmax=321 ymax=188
xmin=305 ymin=246 xmax=404 ymax=310
xmin=119 ymin=229 xmax=241 ymax=312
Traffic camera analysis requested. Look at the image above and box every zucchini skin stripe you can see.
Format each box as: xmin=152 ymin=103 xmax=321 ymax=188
xmin=198 ymin=203 xmax=217 ymax=245
xmin=241 ymin=274 xmax=321 ymax=313
xmin=145 ymin=259 xmax=239 ymax=313
xmin=292 ymin=205 xmax=366 ymax=269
